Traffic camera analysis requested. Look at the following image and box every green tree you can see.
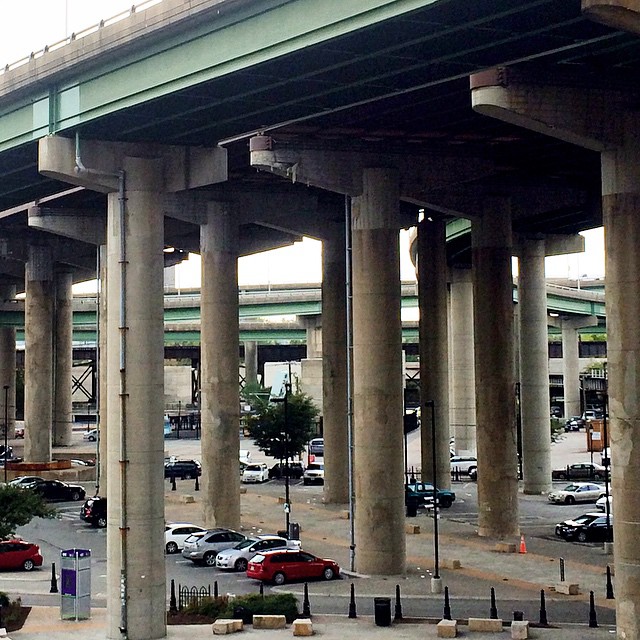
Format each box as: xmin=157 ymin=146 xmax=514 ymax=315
xmin=247 ymin=392 xmax=319 ymax=460
xmin=0 ymin=485 xmax=56 ymax=539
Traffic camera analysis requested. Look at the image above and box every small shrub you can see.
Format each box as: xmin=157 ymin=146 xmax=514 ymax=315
xmin=183 ymin=595 xmax=228 ymax=619
xmin=0 ymin=591 xmax=10 ymax=608
xmin=221 ymin=593 xmax=299 ymax=623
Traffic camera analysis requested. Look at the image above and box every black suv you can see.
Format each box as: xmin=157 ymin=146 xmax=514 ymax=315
xmin=268 ymin=462 xmax=305 ymax=479
xmin=80 ymin=496 xmax=107 ymax=528
xmin=164 ymin=459 xmax=202 ymax=480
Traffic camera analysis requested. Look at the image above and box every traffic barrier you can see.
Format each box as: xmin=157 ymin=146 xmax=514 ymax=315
xmin=538 ymin=590 xmax=548 ymax=626
xmin=588 ymin=590 xmax=598 ymax=628
xmin=348 ymin=583 xmax=357 ymax=618
xmin=302 ymin=583 xmax=311 ymax=618
xmin=489 ymin=587 xmax=498 ymax=619
xmin=437 ymin=618 xmax=457 ymax=638
xmin=292 ymin=618 xmax=313 ymax=636
xmin=519 ymin=534 xmax=527 ymax=554
xmin=394 ymin=584 xmax=403 ymax=620
xmin=50 ymin=562 xmax=59 ymax=593
xmin=606 ymin=565 xmax=614 ymax=599
xmin=443 ymin=586 xmax=452 ymax=621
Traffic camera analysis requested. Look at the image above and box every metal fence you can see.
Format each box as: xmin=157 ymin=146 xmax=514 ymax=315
xmin=178 ymin=584 xmax=211 ymax=611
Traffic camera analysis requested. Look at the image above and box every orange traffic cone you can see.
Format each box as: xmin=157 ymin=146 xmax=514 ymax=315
xmin=519 ymin=534 xmax=527 ymax=554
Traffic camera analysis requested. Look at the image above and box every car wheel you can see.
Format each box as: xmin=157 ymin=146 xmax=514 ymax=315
xmin=577 ymin=531 xmax=588 ymax=543
xmin=594 ymin=473 xmax=602 ymax=480
xmin=23 ymin=559 xmax=34 ymax=571
xmin=557 ymin=473 xmax=566 ymax=480
xmin=565 ymin=496 xmax=575 ymax=505
xmin=166 ymin=541 xmax=179 ymax=554
xmin=322 ymin=567 xmax=335 ymax=581
xmin=88 ymin=435 xmax=96 ymax=442
xmin=96 ymin=516 xmax=107 ymax=529
xmin=203 ymin=552 xmax=216 ymax=567
xmin=235 ymin=558 xmax=248 ymax=572
xmin=439 ymin=497 xmax=452 ymax=509
xmin=467 ymin=467 xmax=477 ymax=476
xmin=71 ymin=491 xmax=81 ymax=501
xmin=273 ymin=572 xmax=286 ymax=586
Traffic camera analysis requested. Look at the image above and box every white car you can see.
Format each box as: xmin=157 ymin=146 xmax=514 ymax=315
xmin=215 ymin=534 xmax=300 ymax=572
xmin=548 ymin=482 xmax=605 ymax=505
xmin=165 ymin=523 xmax=207 ymax=554
xmin=450 ymin=456 xmax=477 ymax=475
xmin=83 ymin=429 xmax=98 ymax=442
xmin=242 ymin=463 xmax=269 ymax=483
xmin=303 ymin=462 xmax=324 ymax=485
xmin=596 ymin=494 xmax=613 ymax=512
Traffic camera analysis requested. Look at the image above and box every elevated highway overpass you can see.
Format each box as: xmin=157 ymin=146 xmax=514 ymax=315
xmin=1 ymin=1 xmax=639 ymax=637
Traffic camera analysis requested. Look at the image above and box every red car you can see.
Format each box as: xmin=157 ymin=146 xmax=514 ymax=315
xmin=247 ymin=549 xmax=339 ymax=585
xmin=0 ymin=540 xmax=43 ymax=571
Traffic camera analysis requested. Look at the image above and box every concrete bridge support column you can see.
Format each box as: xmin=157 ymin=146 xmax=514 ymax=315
xmin=352 ymin=168 xmax=405 ymax=574
xmin=473 ymin=200 xmax=519 ymax=538
xmin=104 ymin=157 xmax=166 ymax=640
xmin=53 ymin=271 xmax=73 ymax=447
xmin=0 ymin=285 xmax=16 ymax=439
xmin=98 ymin=244 xmax=108 ymax=495
xmin=518 ymin=239 xmax=551 ymax=494
xmin=602 ymin=135 xmax=640 ymax=640
xmin=561 ymin=322 xmax=581 ymax=419
xmin=449 ymin=267 xmax=476 ymax=453
xmin=243 ymin=341 xmax=258 ymax=388
xmin=200 ymin=202 xmax=241 ymax=530
xmin=322 ymin=231 xmax=348 ymax=504
xmin=304 ymin=316 xmax=323 ymax=359
xmin=418 ymin=217 xmax=450 ymax=489
xmin=24 ymin=245 xmax=54 ymax=463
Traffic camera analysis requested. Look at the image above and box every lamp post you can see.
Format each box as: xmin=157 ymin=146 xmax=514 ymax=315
xmin=283 ymin=381 xmax=291 ymax=536
xmin=426 ymin=399 xmax=441 ymax=593
xmin=3 ymin=385 xmax=8 ymax=485
xmin=602 ymin=394 xmax=612 ymax=552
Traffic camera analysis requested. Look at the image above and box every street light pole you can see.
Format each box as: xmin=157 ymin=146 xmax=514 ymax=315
xmin=283 ymin=381 xmax=291 ymax=537
xmin=603 ymin=394 xmax=612 ymax=551
xmin=3 ymin=385 xmax=9 ymax=485
xmin=426 ymin=399 xmax=441 ymax=593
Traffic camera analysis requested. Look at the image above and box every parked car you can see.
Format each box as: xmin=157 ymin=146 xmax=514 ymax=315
xmin=165 ymin=523 xmax=207 ymax=554
xmin=164 ymin=459 xmax=202 ymax=480
xmin=555 ymin=512 xmax=613 ymax=542
xmin=9 ymin=476 xmax=45 ymax=488
xmin=215 ymin=534 xmax=300 ymax=572
xmin=449 ymin=455 xmax=477 ymax=476
xmin=80 ymin=496 xmax=107 ymax=528
xmin=564 ymin=416 xmax=585 ymax=432
xmin=551 ymin=463 xmax=606 ymax=481
xmin=83 ymin=429 xmax=98 ymax=442
xmin=548 ymin=482 xmax=604 ymax=505
xmin=181 ymin=528 xmax=247 ymax=566
xmin=268 ymin=462 xmax=305 ymax=479
xmin=302 ymin=463 xmax=324 ymax=485
xmin=308 ymin=438 xmax=324 ymax=456
xmin=0 ymin=540 xmax=43 ymax=571
xmin=596 ymin=494 xmax=613 ymax=512
xmin=27 ymin=479 xmax=86 ymax=502
xmin=0 ymin=445 xmax=13 ymax=459
xmin=242 ymin=463 xmax=269 ymax=483
xmin=405 ymin=482 xmax=456 ymax=508
xmin=247 ymin=549 xmax=339 ymax=585
xmin=469 ymin=467 xmax=478 ymax=481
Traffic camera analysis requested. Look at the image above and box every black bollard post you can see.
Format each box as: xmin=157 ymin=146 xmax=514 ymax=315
xmin=513 ymin=611 xmax=524 ymax=622
xmin=194 ymin=475 xmax=200 ymax=491
xmin=169 ymin=579 xmax=177 ymax=613
xmin=214 ymin=581 xmax=219 ymax=599
xmin=560 ymin=557 xmax=565 ymax=582
xmin=259 ymin=582 xmax=264 ymax=598
xmin=171 ymin=475 xmax=177 ymax=491
xmin=394 ymin=584 xmax=403 ymax=621
xmin=606 ymin=565 xmax=614 ymax=600
xmin=302 ymin=583 xmax=311 ymax=618
xmin=50 ymin=562 xmax=59 ymax=593
xmin=589 ymin=590 xmax=598 ymax=628
xmin=489 ymin=587 xmax=498 ymax=619
xmin=443 ymin=586 xmax=452 ymax=621
xmin=348 ymin=583 xmax=357 ymax=619
xmin=539 ymin=589 xmax=548 ymax=626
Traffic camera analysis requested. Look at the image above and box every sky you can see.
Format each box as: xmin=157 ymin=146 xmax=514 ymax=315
xmin=1 ymin=1 xmax=606 ymax=288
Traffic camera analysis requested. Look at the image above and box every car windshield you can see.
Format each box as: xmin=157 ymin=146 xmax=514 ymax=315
xmin=250 ymin=554 xmax=265 ymax=563
xmin=308 ymin=464 xmax=323 ymax=471
xmin=234 ymin=538 xmax=257 ymax=550
xmin=573 ymin=514 xmax=598 ymax=524
xmin=246 ymin=465 xmax=261 ymax=471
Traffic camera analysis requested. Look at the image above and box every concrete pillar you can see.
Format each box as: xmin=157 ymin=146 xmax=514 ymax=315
xmin=602 ymin=135 xmax=640 ymax=640
xmin=53 ymin=271 xmax=73 ymax=447
xmin=98 ymin=244 xmax=108 ymax=495
xmin=322 ymin=232 xmax=348 ymax=504
xmin=518 ymin=239 xmax=551 ymax=494
xmin=200 ymin=202 xmax=241 ymax=530
xmin=561 ymin=323 xmax=581 ymax=419
xmin=105 ymin=157 xmax=165 ymax=640
xmin=303 ymin=316 xmax=323 ymax=359
xmin=473 ymin=199 xmax=518 ymax=538
xmin=449 ymin=268 xmax=476 ymax=453
xmin=24 ymin=245 xmax=54 ymax=463
xmin=352 ymin=168 xmax=405 ymax=574
xmin=0 ymin=285 xmax=16 ymax=439
xmin=418 ymin=217 xmax=450 ymax=489
xmin=244 ymin=340 xmax=258 ymax=388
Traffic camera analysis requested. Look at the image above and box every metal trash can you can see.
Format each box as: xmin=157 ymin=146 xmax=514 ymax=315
xmin=405 ymin=496 xmax=418 ymax=517
xmin=288 ymin=522 xmax=301 ymax=540
xmin=374 ymin=597 xmax=392 ymax=627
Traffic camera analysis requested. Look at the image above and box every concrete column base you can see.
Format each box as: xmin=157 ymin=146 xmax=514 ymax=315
xmin=431 ymin=577 xmax=443 ymax=594
xmin=603 ymin=542 xmax=614 ymax=555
